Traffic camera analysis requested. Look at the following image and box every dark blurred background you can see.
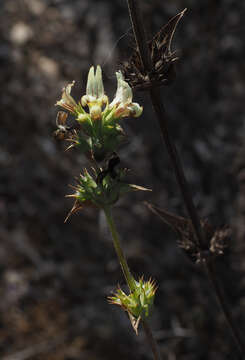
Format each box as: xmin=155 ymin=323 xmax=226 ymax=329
xmin=1 ymin=0 xmax=245 ymax=359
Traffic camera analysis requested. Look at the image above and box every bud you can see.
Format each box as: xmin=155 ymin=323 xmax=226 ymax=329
xmin=122 ymin=9 xmax=187 ymax=91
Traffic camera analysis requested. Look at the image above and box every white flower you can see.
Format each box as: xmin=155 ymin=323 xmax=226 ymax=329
xmin=109 ymin=71 xmax=143 ymax=118
xmin=81 ymin=66 xmax=108 ymax=120
xmin=55 ymin=67 xmax=142 ymax=124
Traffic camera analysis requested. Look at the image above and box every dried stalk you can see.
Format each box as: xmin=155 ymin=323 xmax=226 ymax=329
xmin=142 ymin=320 xmax=162 ymax=360
xmin=126 ymin=0 xmax=245 ymax=355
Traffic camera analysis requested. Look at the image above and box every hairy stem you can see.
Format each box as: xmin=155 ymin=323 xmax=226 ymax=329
xmin=126 ymin=0 xmax=245 ymax=355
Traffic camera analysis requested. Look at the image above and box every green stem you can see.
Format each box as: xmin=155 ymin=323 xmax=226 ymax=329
xmin=103 ymin=205 xmax=136 ymax=291
xmin=104 ymin=206 xmax=162 ymax=360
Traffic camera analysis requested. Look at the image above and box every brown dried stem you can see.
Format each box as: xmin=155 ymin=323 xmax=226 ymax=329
xmin=142 ymin=320 xmax=162 ymax=360
xmin=126 ymin=0 xmax=245 ymax=356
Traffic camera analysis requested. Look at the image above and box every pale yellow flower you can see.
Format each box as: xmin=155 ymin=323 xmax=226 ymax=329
xmin=81 ymin=66 xmax=108 ymax=121
xmin=55 ymin=66 xmax=142 ymax=124
xmin=109 ymin=71 xmax=143 ymax=118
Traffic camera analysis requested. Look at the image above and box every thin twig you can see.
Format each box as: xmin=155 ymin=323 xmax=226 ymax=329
xmin=126 ymin=0 xmax=245 ymax=356
xmin=149 ymin=88 xmax=206 ymax=248
xmin=127 ymin=0 xmax=152 ymax=73
xmin=206 ymin=259 xmax=245 ymax=354
xmin=142 ymin=320 xmax=162 ymax=360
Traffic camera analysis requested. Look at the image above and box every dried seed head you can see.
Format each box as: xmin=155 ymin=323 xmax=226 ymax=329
xmin=210 ymin=226 xmax=231 ymax=256
xmin=145 ymin=202 xmax=231 ymax=264
xmin=122 ymin=9 xmax=187 ymax=91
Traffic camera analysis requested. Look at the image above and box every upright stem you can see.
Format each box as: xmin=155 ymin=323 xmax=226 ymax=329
xmin=206 ymin=260 xmax=245 ymax=354
xmin=127 ymin=0 xmax=204 ymax=248
xmin=103 ymin=205 xmax=162 ymax=360
xmin=126 ymin=0 xmax=245 ymax=355
xmin=149 ymin=88 xmax=205 ymax=248
xmin=127 ymin=0 xmax=152 ymax=73
xmin=103 ymin=205 xmax=135 ymax=291
xmin=142 ymin=320 xmax=162 ymax=360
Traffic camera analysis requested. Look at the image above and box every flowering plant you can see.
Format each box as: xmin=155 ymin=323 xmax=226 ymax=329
xmin=54 ymin=64 xmax=158 ymax=357
xmin=56 ymin=66 xmax=142 ymax=161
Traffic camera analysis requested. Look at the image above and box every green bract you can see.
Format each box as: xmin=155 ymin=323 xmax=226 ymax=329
xmin=55 ymin=66 xmax=143 ymax=161
xmin=67 ymin=167 xmax=150 ymax=211
xmin=109 ymin=278 xmax=157 ymax=318
xmin=109 ymin=278 xmax=157 ymax=333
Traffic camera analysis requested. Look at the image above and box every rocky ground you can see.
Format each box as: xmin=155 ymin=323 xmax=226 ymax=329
xmin=1 ymin=0 xmax=245 ymax=359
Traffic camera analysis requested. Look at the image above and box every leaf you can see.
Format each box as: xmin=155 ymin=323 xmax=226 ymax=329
xmin=64 ymin=199 xmax=96 ymax=223
xmin=64 ymin=199 xmax=84 ymax=223
xmin=144 ymin=201 xmax=188 ymax=233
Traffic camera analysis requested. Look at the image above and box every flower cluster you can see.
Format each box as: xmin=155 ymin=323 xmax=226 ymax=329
xmin=109 ymin=278 xmax=157 ymax=333
xmin=65 ymin=165 xmax=150 ymax=220
xmin=55 ymin=66 xmax=143 ymax=161
xmin=54 ymin=66 xmax=158 ymax=339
